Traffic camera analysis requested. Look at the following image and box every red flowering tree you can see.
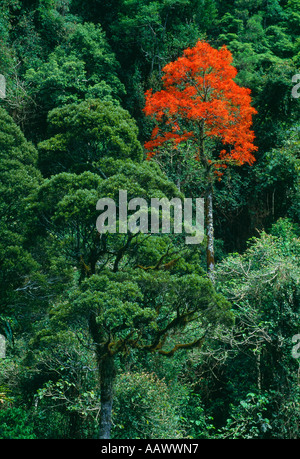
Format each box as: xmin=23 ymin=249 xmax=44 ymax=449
xmin=143 ymin=40 xmax=258 ymax=280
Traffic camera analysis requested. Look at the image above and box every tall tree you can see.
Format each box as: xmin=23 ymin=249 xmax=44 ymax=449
xmin=46 ymin=266 xmax=232 ymax=438
xmin=143 ymin=40 xmax=258 ymax=280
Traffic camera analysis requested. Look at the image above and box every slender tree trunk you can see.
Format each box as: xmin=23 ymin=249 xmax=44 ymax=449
xmin=257 ymin=350 xmax=262 ymax=393
xmin=205 ymin=185 xmax=215 ymax=282
xmin=198 ymin=121 xmax=215 ymax=281
xmin=98 ymin=352 xmax=116 ymax=439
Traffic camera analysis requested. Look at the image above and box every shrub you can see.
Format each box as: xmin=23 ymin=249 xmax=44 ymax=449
xmin=112 ymin=371 xmax=183 ymax=439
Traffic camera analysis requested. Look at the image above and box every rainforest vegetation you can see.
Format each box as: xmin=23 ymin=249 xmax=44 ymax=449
xmin=0 ymin=0 xmax=299 ymax=440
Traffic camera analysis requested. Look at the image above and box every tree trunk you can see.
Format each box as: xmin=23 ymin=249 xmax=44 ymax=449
xmin=205 ymin=186 xmax=215 ymax=282
xmin=98 ymin=352 xmax=116 ymax=439
xmin=198 ymin=120 xmax=215 ymax=281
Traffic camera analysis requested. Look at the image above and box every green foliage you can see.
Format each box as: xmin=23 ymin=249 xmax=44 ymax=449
xmin=0 ymin=0 xmax=299 ymax=440
xmin=209 ymin=223 xmax=300 ymax=435
xmin=27 ymin=157 xmax=181 ymax=283
xmin=20 ymin=21 xmax=125 ymax=141
xmin=216 ymin=222 xmax=300 ymax=339
xmin=50 ymin=268 xmax=233 ymax=358
xmin=30 ymin=338 xmax=100 ymax=438
xmin=112 ymin=371 xmax=183 ymax=439
xmin=218 ymin=392 xmax=272 ymax=439
xmin=252 ymin=127 xmax=300 ymax=224
xmin=38 ymin=98 xmax=143 ymax=175
xmin=0 ymin=108 xmax=42 ymax=323
xmin=0 ymin=407 xmax=37 ymax=439
xmin=25 ymin=22 xmax=125 ymax=109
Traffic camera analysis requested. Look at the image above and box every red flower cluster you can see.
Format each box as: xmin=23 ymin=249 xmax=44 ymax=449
xmin=144 ymin=41 xmax=258 ymax=173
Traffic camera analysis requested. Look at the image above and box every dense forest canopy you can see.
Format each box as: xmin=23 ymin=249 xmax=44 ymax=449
xmin=0 ymin=0 xmax=299 ymax=440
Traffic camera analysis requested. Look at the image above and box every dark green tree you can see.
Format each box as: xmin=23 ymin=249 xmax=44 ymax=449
xmin=0 ymin=107 xmax=42 ymax=332
xmin=37 ymin=98 xmax=143 ymax=176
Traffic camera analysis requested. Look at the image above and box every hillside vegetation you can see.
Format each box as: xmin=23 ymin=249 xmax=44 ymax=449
xmin=0 ymin=0 xmax=299 ymax=439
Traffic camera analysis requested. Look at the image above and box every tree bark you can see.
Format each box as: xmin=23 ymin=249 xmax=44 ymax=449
xmin=98 ymin=352 xmax=116 ymax=439
xmin=205 ymin=186 xmax=215 ymax=282
xmin=198 ymin=120 xmax=215 ymax=281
